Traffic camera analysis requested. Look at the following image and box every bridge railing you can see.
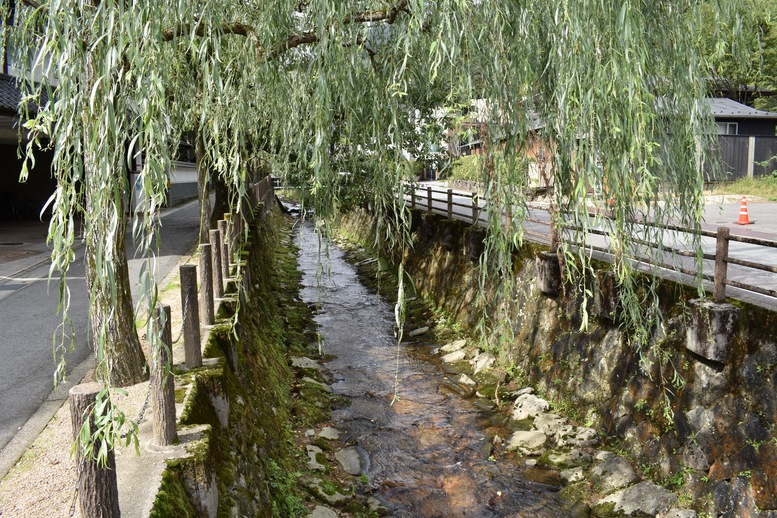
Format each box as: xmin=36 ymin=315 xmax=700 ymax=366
xmin=403 ymin=183 xmax=777 ymax=309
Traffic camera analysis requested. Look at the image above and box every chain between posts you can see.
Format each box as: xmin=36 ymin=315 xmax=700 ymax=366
xmin=118 ymin=267 xmax=199 ymax=441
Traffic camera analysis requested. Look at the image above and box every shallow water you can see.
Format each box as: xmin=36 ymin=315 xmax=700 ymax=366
xmin=297 ymin=223 xmax=574 ymax=517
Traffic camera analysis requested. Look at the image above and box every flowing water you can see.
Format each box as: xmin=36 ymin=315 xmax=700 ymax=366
xmin=297 ymin=223 xmax=574 ymax=517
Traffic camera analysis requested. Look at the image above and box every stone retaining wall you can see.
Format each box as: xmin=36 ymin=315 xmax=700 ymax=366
xmin=150 ymin=203 xmax=305 ymax=517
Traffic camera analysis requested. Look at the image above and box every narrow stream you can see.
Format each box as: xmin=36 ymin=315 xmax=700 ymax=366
xmin=297 ymin=223 xmax=574 ymax=517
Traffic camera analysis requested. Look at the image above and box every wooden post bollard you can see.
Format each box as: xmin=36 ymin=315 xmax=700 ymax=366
xmin=223 ymin=213 xmax=232 ymax=255
xmin=427 ymin=186 xmax=432 ymax=212
xmin=218 ymin=219 xmax=230 ymax=280
xmin=225 ymin=212 xmax=239 ymax=262
xmin=180 ymin=265 xmax=202 ymax=368
xmin=714 ymin=226 xmax=730 ymax=302
xmin=472 ymin=193 xmax=478 ymax=225
xmin=198 ymin=243 xmax=215 ymax=325
xmin=209 ymin=229 xmax=224 ymax=300
xmin=447 ymin=188 xmax=453 ymax=219
xmin=69 ymin=383 xmax=120 ymax=518
xmin=411 ymin=185 xmax=416 ymax=209
xmin=152 ymin=305 xmax=178 ymax=446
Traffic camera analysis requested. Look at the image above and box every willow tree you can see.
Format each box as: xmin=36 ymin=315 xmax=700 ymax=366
xmin=4 ymin=0 xmax=747 ymax=453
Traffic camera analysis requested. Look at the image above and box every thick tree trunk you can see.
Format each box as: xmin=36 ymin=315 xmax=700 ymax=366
xmin=84 ymin=187 xmax=148 ymax=387
xmin=210 ymin=173 xmax=230 ymax=230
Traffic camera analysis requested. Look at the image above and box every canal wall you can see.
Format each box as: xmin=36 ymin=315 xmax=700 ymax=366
xmin=336 ymin=207 xmax=777 ymax=516
xmin=150 ymin=204 xmax=314 ymax=517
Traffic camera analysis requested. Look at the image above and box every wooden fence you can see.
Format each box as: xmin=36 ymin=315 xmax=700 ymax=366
xmin=703 ymin=135 xmax=777 ymax=182
xmin=405 ymin=183 xmax=777 ymax=308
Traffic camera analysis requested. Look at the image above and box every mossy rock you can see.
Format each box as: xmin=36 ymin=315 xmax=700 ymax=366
xmin=150 ymin=464 xmax=199 ymax=518
xmin=590 ymin=500 xmax=621 ymax=517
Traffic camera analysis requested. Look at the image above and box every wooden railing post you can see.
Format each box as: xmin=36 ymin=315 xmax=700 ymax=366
xmin=427 ymin=186 xmax=432 ymax=212
xmin=180 ymin=264 xmax=202 ymax=368
xmin=209 ymin=229 xmax=224 ymax=300
xmin=411 ymin=185 xmax=416 ymax=209
xmin=447 ymin=188 xmax=453 ymax=219
xmin=69 ymin=383 xmax=120 ymax=518
xmin=714 ymin=226 xmax=730 ymax=302
xmin=550 ymin=220 xmax=559 ymax=253
xmin=198 ymin=243 xmax=214 ymax=325
xmin=546 ymin=204 xmax=560 ymax=253
xmin=152 ymin=305 xmax=178 ymax=446
xmin=471 ymin=193 xmax=478 ymax=225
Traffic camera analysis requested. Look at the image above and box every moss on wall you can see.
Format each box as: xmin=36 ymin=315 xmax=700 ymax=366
xmin=151 ymin=204 xmax=314 ymax=517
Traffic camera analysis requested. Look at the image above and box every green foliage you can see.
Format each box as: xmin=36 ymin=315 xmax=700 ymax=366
xmin=711 ymin=175 xmax=777 ymax=200
xmin=448 ymin=155 xmax=483 ymax=183
xmin=72 ymin=387 xmax=139 ymax=468
xmin=3 ymin=0 xmax=751 ymax=467
xmin=267 ymin=459 xmax=307 ymax=517
xmin=150 ymin=463 xmax=200 ymax=518
xmin=694 ymin=0 xmax=777 ymax=109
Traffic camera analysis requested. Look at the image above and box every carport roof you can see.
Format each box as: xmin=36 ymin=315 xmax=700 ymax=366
xmin=0 ymin=74 xmax=49 ymax=115
xmin=0 ymin=74 xmax=22 ymax=114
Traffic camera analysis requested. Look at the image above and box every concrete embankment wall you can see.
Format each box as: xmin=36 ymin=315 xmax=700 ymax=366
xmin=337 ymin=207 xmax=777 ymax=516
xmin=150 ymin=203 xmax=306 ymax=517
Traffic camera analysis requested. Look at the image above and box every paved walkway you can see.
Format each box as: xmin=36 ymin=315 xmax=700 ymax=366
xmin=0 ymin=198 xmax=203 ymax=478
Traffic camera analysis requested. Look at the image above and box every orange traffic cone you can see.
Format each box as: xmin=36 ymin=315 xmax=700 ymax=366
xmin=735 ymin=196 xmax=754 ymax=225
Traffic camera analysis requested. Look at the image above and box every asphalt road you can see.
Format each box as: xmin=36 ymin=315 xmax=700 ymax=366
xmin=0 ymin=198 xmax=202 ymax=452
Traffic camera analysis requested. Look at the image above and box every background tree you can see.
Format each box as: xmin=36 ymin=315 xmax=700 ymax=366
xmin=695 ymin=0 xmax=777 ymax=109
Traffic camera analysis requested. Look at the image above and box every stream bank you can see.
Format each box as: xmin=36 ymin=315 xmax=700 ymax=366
xmin=293 ymin=221 xmax=579 ymax=517
xmin=332 ymin=207 xmax=777 ymax=517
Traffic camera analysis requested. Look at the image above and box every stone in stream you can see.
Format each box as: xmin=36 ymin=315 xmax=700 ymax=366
xmin=591 ymin=454 xmax=640 ymax=493
xmin=538 ymin=449 xmax=592 ymax=470
xmin=560 ymin=466 xmax=585 ymax=484
xmin=457 ymin=373 xmax=476 ymax=386
xmin=440 ymin=339 xmax=467 ymax=353
xmin=441 ymin=350 xmax=467 ymax=364
xmin=335 ymin=446 xmax=370 ymax=475
xmin=597 ymin=481 xmax=678 ymax=516
xmin=532 ymin=413 xmax=568 ymax=437
xmin=306 ymin=445 xmax=327 ymax=472
xmin=662 ymin=509 xmax=698 ymax=518
xmin=511 ymin=393 xmax=550 ymax=421
xmin=472 ymin=398 xmax=496 ymax=412
xmin=556 ymin=426 xmax=599 ymax=448
xmin=408 ymin=326 xmax=429 ymax=337
xmin=318 ymin=427 xmax=341 ymax=440
xmin=506 ymin=430 xmax=548 ymax=455
xmin=301 ymin=377 xmax=333 ymax=393
xmin=292 ymin=356 xmax=322 ymax=370
xmin=439 ymin=378 xmax=476 ymax=399
xmin=302 ymin=477 xmax=351 ymax=506
xmin=473 ymin=352 xmax=496 ymax=374
xmin=523 ymin=466 xmax=563 ymax=487
xmin=308 ymin=506 xmax=338 ymax=518
xmin=367 ymin=497 xmax=391 ymax=516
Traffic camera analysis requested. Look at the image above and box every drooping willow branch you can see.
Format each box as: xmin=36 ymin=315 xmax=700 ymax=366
xmin=159 ymin=0 xmax=409 ymax=62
